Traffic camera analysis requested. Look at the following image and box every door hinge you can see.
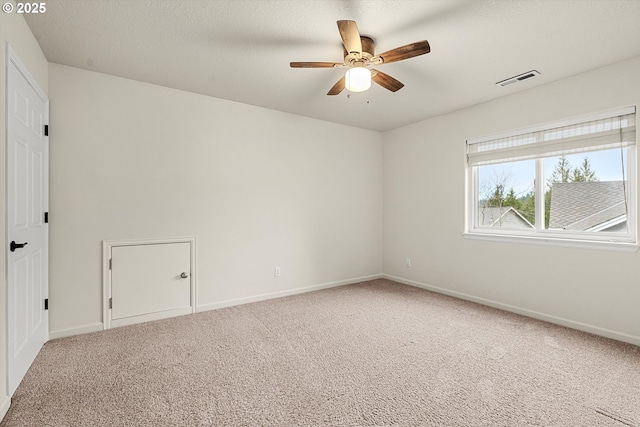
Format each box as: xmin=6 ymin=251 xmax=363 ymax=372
xmin=109 ymin=297 xmax=112 ymax=309
xmin=44 ymin=212 xmax=49 ymax=223
xmin=44 ymin=124 xmax=49 ymax=136
xmin=109 ymin=258 xmax=112 ymax=270
xmin=44 ymin=298 xmax=48 ymax=310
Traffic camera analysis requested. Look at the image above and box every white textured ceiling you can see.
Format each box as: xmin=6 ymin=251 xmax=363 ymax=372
xmin=24 ymin=0 xmax=640 ymax=131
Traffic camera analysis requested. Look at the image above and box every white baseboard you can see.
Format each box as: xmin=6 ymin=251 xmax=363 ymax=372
xmin=49 ymin=322 xmax=104 ymax=340
xmin=385 ymin=274 xmax=640 ymax=347
xmin=198 ymin=274 xmax=384 ymax=312
xmin=0 ymin=394 xmax=10 ymax=422
xmin=47 ymin=275 xmax=383 ymax=339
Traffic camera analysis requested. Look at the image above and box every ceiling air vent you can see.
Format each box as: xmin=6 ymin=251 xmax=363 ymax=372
xmin=496 ymin=70 xmax=540 ymax=87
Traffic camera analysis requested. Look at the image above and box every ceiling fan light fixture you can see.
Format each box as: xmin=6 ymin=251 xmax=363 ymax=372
xmin=345 ymin=67 xmax=371 ymax=92
xmin=290 ymin=20 xmax=431 ymax=96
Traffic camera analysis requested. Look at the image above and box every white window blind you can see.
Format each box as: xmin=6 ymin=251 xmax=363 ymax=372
xmin=467 ymin=107 xmax=636 ymax=166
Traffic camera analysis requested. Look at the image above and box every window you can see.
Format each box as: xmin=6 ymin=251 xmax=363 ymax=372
xmin=465 ymin=107 xmax=637 ymax=250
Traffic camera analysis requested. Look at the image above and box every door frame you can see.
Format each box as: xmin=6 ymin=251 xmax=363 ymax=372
xmin=102 ymin=237 xmax=197 ymax=329
xmin=5 ymin=43 xmax=49 ymax=395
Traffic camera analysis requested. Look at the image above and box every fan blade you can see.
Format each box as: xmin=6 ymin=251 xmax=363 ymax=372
xmin=337 ymin=20 xmax=362 ymax=55
xmin=373 ymin=40 xmax=431 ymax=64
xmin=327 ymin=76 xmax=346 ymax=95
xmin=290 ymin=62 xmax=343 ymax=68
xmin=372 ymin=70 xmax=404 ymax=92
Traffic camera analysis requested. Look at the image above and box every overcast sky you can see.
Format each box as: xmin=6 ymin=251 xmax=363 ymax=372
xmin=478 ymin=148 xmax=629 ymax=199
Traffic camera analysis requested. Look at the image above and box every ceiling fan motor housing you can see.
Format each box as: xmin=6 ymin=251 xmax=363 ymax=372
xmin=344 ymin=36 xmax=375 ymax=65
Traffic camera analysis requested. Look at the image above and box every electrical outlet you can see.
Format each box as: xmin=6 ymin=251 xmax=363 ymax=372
xmin=274 ymin=267 xmax=281 ymax=277
xmin=405 ymin=258 xmax=411 ymax=267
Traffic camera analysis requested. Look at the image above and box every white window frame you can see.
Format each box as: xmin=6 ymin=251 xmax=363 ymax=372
xmin=464 ymin=107 xmax=638 ymax=252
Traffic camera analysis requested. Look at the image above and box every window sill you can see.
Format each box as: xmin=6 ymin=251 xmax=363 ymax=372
xmin=462 ymin=232 xmax=639 ymax=252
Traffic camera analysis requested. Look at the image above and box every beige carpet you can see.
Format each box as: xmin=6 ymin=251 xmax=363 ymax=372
xmin=2 ymin=279 xmax=639 ymax=426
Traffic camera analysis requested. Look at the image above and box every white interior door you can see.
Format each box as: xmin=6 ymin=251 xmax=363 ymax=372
xmin=110 ymin=242 xmax=192 ymax=328
xmin=7 ymin=49 xmax=49 ymax=396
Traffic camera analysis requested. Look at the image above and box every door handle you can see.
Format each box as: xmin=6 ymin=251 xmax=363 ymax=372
xmin=10 ymin=241 xmax=28 ymax=252
xmin=180 ymin=272 xmax=189 ymax=279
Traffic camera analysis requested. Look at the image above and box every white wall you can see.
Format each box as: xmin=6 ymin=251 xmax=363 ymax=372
xmin=383 ymin=56 xmax=640 ymax=345
xmin=48 ymin=64 xmax=383 ymax=337
xmin=0 ymin=0 xmax=49 ymax=414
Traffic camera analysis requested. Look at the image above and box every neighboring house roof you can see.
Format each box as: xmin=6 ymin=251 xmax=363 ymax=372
xmin=548 ymin=181 xmax=627 ymax=231
xmin=478 ymin=206 xmax=534 ymax=229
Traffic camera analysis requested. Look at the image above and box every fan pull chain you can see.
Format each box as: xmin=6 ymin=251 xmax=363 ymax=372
xmin=346 ymin=93 xmax=372 ymax=104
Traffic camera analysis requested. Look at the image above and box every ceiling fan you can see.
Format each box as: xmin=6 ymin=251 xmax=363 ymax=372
xmin=290 ymin=20 xmax=430 ymax=95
